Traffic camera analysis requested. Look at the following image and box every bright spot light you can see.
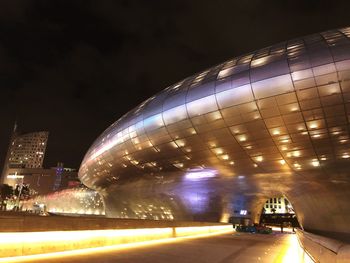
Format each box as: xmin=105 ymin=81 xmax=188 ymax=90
xmin=185 ymin=169 xmax=217 ymax=180
xmin=311 ymin=160 xmax=320 ymax=167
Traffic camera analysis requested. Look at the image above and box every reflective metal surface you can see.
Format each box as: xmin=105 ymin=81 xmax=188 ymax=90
xmin=79 ymin=27 xmax=350 ymax=236
xmin=22 ymin=187 xmax=105 ymax=216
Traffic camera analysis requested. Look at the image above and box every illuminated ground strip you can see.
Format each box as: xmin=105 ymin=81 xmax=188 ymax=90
xmin=0 ymin=225 xmax=232 ymax=262
xmin=275 ymin=235 xmax=315 ymax=263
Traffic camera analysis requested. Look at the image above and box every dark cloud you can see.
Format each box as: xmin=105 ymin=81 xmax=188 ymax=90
xmin=1 ymin=0 xmax=350 ymax=168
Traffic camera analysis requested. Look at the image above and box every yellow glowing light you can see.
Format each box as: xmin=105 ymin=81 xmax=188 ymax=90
xmin=209 ymin=142 xmax=217 ymax=148
xmin=309 ymin=123 xmax=318 ymax=129
xmin=342 ymin=153 xmax=350 ymax=159
xmin=245 ymin=145 xmax=252 ymax=149
xmin=272 ymin=130 xmax=280 ymax=135
xmin=311 ymin=160 xmax=320 ymax=167
xmin=253 ymin=163 xmax=258 ymax=167
xmin=320 ymin=157 xmax=327 ymax=161
xmin=281 ymin=146 xmax=288 ymax=151
xmin=255 ymin=156 xmax=263 ymax=162
xmin=170 ymin=142 xmax=179 ymax=148
xmin=293 ymin=163 xmax=301 ymax=169
xmin=274 ymin=234 xmax=315 ymax=263
xmin=239 ymin=136 xmax=246 ymax=142
xmin=279 ymin=160 xmax=286 ymax=165
xmin=221 ymin=154 xmax=229 ymax=160
xmin=312 ymin=134 xmax=321 ymax=138
xmin=229 ymin=161 xmax=234 ymax=165
xmin=0 ymin=226 xmax=233 ymax=262
xmin=214 ymin=148 xmax=223 ymax=155
xmin=292 ymin=151 xmax=301 ymax=157
xmin=175 ymin=140 xmax=185 ymax=147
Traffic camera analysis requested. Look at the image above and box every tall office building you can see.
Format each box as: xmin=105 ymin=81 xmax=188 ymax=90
xmin=1 ymin=124 xmax=49 ymax=184
xmin=7 ymin=131 xmax=49 ymax=169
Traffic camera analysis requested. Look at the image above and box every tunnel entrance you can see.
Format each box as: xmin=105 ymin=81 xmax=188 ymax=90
xmin=260 ymin=196 xmax=300 ymax=229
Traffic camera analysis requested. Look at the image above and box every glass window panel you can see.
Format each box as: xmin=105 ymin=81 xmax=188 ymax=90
xmin=163 ymin=90 xmax=187 ymax=111
xmin=163 ymin=105 xmax=187 ymax=125
xmin=250 ymin=59 xmax=290 ymax=83
xmin=315 ymin=73 xmax=338 ymax=86
xmin=260 ymin=107 xmax=280 ymax=118
xmin=186 ymin=95 xmax=218 ymax=117
xmin=143 ymin=114 xmax=164 ymax=131
xmin=216 ymin=85 xmax=254 ymax=109
xmin=308 ymin=49 xmax=334 ymax=67
xmin=218 ymin=67 xmax=235 ymax=79
xmin=294 ymin=78 xmax=316 ymax=90
xmin=318 ymin=83 xmax=341 ymax=97
xmin=320 ymin=94 xmax=343 ymax=106
xmin=257 ymin=97 xmax=278 ymax=109
xmin=299 ymin=98 xmax=321 ymax=110
xmin=313 ymin=63 xmax=336 ymax=76
xmin=252 ymin=74 xmax=294 ymax=99
xmin=296 ymin=87 xmax=318 ymax=101
xmin=215 ymin=78 xmax=232 ymax=93
xmin=187 ymin=82 xmax=215 ymax=102
xmin=288 ymin=55 xmax=311 ymax=71
xmin=231 ymin=71 xmax=250 ymax=89
xmin=264 ymin=116 xmax=284 ymax=128
xmin=291 ymin=69 xmax=313 ymax=81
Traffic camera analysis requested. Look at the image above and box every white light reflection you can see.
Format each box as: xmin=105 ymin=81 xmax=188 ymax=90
xmin=184 ymin=169 xmax=217 ymax=180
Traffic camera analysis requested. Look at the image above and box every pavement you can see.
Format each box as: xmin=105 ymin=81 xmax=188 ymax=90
xmin=15 ymin=231 xmax=302 ymax=263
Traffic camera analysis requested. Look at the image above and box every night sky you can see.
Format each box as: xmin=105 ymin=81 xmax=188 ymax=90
xmin=1 ymin=0 xmax=350 ymax=169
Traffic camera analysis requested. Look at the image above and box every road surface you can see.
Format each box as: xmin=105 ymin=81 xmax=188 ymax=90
xmin=12 ymin=230 xmax=303 ymax=263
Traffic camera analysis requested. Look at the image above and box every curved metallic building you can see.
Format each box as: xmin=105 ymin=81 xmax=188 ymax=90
xmin=79 ymin=27 xmax=350 ymax=237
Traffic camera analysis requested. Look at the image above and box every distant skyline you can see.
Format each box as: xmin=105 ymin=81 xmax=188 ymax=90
xmin=1 ymin=1 xmax=350 ymax=168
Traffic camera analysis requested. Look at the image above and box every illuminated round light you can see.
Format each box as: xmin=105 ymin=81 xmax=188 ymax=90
xmin=281 ymin=146 xmax=288 ymax=151
xmin=272 ymin=130 xmax=280 ymax=135
xmin=311 ymin=160 xmax=320 ymax=167
xmin=214 ymin=148 xmax=223 ymax=155
xmin=253 ymin=163 xmax=258 ymax=167
xmin=222 ymin=154 xmax=229 ymax=160
xmin=281 ymin=139 xmax=289 ymax=143
xmin=342 ymin=154 xmax=350 ymax=159
xmin=245 ymin=145 xmax=252 ymax=149
xmin=312 ymin=134 xmax=321 ymax=138
xmin=279 ymin=160 xmax=286 ymax=165
xmin=293 ymin=163 xmax=300 ymax=168
xmin=340 ymin=139 xmax=347 ymax=143
xmin=320 ymin=157 xmax=327 ymax=161
xmin=256 ymin=156 xmax=263 ymax=162
xmin=292 ymin=151 xmax=301 ymax=157
xmin=229 ymin=161 xmax=234 ymax=165
xmin=309 ymin=123 xmax=318 ymax=129
xmin=291 ymin=107 xmax=298 ymax=112
xmin=239 ymin=136 xmax=246 ymax=142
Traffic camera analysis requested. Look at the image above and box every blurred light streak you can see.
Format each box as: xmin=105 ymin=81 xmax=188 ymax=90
xmin=0 ymin=225 xmax=233 ymax=262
